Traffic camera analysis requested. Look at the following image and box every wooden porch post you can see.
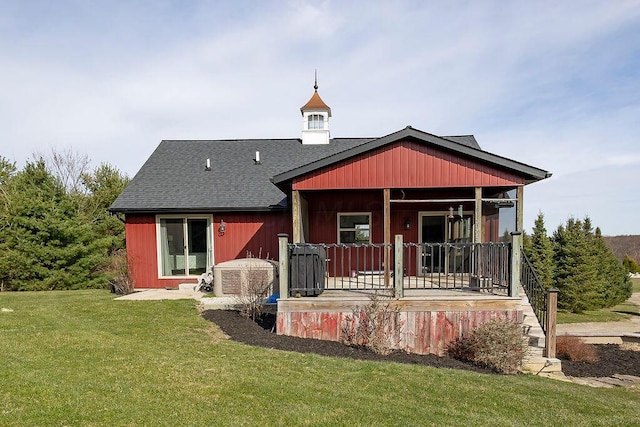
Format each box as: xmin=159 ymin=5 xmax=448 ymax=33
xmin=545 ymin=289 xmax=559 ymax=358
xmin=474 ymin=187 xmax=483 ymax=243
xmin=383 ymin=188 xmax=391 ymax=287
xmin=278 ymin=233 xmax=289 ymax=299
xmin=516 ymin=186 xmax=524 ymax=232
xmin=510 ymin=231 xmax=521 ymax=297
xmin=292 ymin=190 xmax=302 ymax=244
xmin=394 ymin=234 xmax=404 ymax=298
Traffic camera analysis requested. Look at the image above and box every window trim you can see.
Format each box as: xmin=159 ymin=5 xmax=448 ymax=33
xmin=155 ymin=214 xmax=213 ymax=279
xmin=337 ymin=212 xmax=371 ymax=244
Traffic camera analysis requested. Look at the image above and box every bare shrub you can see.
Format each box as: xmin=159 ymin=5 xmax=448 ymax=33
xmin=556 ymin=336 xmax=599 ymax=362
xmin=235 ymin=251 xmax=274 ymax=321
xmin=108 ymin=249 xmax=135 ymax=295
xmin=341 ymin=291 xmax=403 ymax=356
xmin=448 ymin=317 xmax=527 ymax=374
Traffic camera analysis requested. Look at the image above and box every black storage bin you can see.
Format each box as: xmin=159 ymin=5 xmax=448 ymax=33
xmin=289 ymin=245 xmax=326 ymax=296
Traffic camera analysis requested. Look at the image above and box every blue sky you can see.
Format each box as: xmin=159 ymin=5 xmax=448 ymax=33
xmin=1 ymin=1 xmax=639 ymax=235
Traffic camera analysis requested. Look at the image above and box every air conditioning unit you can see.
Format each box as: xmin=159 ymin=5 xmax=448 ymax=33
xmin=213 ymin=258 xmax=278 ymax=297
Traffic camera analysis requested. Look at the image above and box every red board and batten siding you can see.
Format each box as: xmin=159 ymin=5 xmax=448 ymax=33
xmin=293 ymin=139 xmax=525 ymax=190
xmin=213 ymin=212 xmax=292 ymax=262
xmin=125 ymin=212 xmax=291 ymax=289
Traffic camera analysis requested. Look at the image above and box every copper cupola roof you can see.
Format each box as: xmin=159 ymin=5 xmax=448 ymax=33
xmin=300 ymin=78 xmax=331 ymax=116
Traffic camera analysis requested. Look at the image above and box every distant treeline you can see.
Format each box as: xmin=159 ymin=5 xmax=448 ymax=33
xmin=603 ymin=234 xmax=640 ymax=265
xmin=0 ymin=150 xmax=129 ymax=291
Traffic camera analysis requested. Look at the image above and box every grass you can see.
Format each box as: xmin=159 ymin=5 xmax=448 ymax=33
xmin=1 ymin=290 xmax=638 ymax=426
xmin=557 ymin=278 xmax=640 ymax=324
xmin=557 ymin=309 xmax=630 ymax=324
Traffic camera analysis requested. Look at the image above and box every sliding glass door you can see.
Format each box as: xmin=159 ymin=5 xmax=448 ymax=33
xmin=158 ymin=216 xmax=212 ymax=277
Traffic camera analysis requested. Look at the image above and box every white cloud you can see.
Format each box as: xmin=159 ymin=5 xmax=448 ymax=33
xmin=0 ymin=0 xmax=639 ymax=234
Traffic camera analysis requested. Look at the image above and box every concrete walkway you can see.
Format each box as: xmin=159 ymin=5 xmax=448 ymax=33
xmin=115 ymin=289 xmax=206 ymax=301
xmin=556 ymin=293 xmax=640 ymax=343
xmin=114 ymin=287 xmax=241 ymax=309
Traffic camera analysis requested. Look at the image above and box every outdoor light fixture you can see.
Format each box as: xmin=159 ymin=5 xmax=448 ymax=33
xmin=218 ymin=219 xmax=226 ymax=235
xmin=448 ymin=206 xmax=455 ymax=219
xmin=404 ymin=218 xmax=410 ymax=230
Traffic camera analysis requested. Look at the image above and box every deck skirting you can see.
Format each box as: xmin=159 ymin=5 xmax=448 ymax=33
xmin=277 ymin=295 xmax=522 ymax=356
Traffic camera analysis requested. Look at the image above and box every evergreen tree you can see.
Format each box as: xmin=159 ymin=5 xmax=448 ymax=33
xmin=526 ymin=212 xmax=554 ymax=289
xmin=80 ymin=163 xmax=130 ymax=275
xmin=552 ymin=217 xmax=632 ymax=313
xmin=623 ymin=255 xmax=640 ymax=273
xmin=593 ymin=227 xmax=631 ymax=306
xmin=552 ymin=218 xmax=598 ymax=312
xmin=0 ymin=157 xmax=17 ymax=290
xmin=0 ymin=161 xmax=98 ymax=290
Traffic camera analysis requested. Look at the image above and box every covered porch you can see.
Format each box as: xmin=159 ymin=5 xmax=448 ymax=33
xmin=288 ymin=185 xmax=524 ymax=289
xmin=270 ymin=127 xmax=550 ymax=357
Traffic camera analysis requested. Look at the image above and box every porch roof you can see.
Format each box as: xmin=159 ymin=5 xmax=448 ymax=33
xmin=272 ymin=126 xmax=551 ymax=186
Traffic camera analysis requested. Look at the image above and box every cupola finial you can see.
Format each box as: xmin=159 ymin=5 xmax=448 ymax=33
xmin=314 ymin=69 xmax=318 ymax=91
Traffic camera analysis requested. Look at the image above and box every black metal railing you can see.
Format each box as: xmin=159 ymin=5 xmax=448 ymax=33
xmin=287 ymin=241 xmax=511 ymax=296
xmin=402 ymin=242 xmax=510 ymax=293
xmin=288 ymin=242 xmax=392 ymax=296
xmin=521 ymin=252 xmax=548 ymax=333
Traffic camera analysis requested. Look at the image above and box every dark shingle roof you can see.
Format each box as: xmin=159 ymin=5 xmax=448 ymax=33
xmin=110 ymin=127 xmax=550 ymax=214
xmin=441 ymin=135 xmax=480 ymax=149
xmin=110 ymin=137 xmax=373 ymax=213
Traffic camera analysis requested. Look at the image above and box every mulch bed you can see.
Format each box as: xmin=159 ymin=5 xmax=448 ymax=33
xmin=201 ymin=309 xmax=494 ymax=374
xmin=201 ymin=310 xmax=639 ymax=378
xmin=560 ymin=344 xmax=640 ymax=378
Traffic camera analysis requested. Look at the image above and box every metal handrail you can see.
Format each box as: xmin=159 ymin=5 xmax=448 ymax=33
xmin=521 ymin=252 xmax=548 ymax=334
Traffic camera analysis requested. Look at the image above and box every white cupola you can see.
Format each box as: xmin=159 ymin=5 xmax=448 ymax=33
xmin=300 ymin=75 xmax=331 ymax=145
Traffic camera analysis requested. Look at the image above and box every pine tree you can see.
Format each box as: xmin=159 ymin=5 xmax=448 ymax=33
xmin=552 ymin=217 xmax=632 ymax=313
xmin=0 ymin=161 xmax=97 ymax=290
xmin=552 ymin=218 xmax=598 ymax=312
xmin=80 ymin=163 xmax=130 ymax=276
xmin=526 ymin=212 xmax=554 ymax=289
xmin=623 ymin=255 xmax=640 ymax=273
xmin=593 ymin=227 xmax=631 ymax=307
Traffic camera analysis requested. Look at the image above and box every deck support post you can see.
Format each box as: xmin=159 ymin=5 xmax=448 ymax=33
xmin=278 ymin=233 xmax=289 ymax=300
xmin=383 ymin=188 xmax=391 ymax=287
xmin=509 ymin=232 xmax=522 ymax=297
xmin=394 ymin=234 xmax=404 ymax=298
xmin=545 ymin=288 xmax=558 ymax=358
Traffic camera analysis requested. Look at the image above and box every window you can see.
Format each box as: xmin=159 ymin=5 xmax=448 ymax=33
xmin=157 ymin=216 xmax=212 ymax=277
xmin=338 ymin=213 xmax=371 ymax=243
xmin=308 ymin=114 xmax=324 ymax=129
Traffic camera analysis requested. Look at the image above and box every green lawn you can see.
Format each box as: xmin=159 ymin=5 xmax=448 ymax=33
xmin=557 ymin=278 xmax=640 ymax=324
xmin=1 ymin=290 xmax=638 ymax=426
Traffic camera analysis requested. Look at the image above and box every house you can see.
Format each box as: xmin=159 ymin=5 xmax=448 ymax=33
xmin=110 ymin=83 xmax=549 ymax=289
xmin=111 ymin=83 xmax=553 ymax=356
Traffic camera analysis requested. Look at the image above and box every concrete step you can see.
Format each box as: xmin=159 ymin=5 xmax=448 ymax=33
xmin=521 ymin=356 xmax=562 ymax=374
xmin=178 ymin=283 xmax=197 ymax=291
xmin=518 ymin=288 xmax=561 ymax=374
